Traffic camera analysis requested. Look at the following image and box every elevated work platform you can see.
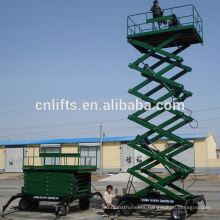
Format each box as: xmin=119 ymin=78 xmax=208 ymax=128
xmin=23 ymin=145 xmax=98 ymax=173
xmin=127 ymin=4 xmax=203 ymax=51
xmin=120 ymin=4 xmax=206 ymax=220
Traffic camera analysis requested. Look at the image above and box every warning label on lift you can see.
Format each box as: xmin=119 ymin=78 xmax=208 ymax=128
xmin=141 ymin=198 xmax=174 ymax=204
xmin=33 ymin=196 xmax=59 ymax=200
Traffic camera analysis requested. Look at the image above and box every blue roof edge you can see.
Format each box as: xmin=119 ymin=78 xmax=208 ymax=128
xmin=0 ymin=133 xmax=210 ymax=146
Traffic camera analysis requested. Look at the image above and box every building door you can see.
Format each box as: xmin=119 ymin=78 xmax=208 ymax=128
xmin=5 ymin=147 xmax=23 ymax=172
xmin=121 ymin=144 xmax=134 ymax=172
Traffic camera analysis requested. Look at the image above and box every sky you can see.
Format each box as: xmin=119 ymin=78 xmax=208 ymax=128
xmin=0 ymin=0 xmax=220 ymax=146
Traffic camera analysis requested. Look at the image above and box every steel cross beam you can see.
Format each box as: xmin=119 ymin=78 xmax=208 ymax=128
xmin=127 ymin=33 xmax=197 ymax=201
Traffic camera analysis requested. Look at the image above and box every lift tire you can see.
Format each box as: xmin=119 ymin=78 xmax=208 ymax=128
xmin=19 ymin=199 xmax=30 ymax=211
xmin=119 ymin=201 xmax=133 ymax=216
xmin=59 ymin=205 xmax=69 ymax=216
xmin=79 ymin=198 xmax=90 ymax=210
xmin=187 ymin=202 xmax=199 ymax=215
xmin=30 ymin=200 xmax=39 ymax=210
xmin=66 ymin=205 xmax=70 ymax=214
xmin=171 ymin=205 xmax=187 ymax=220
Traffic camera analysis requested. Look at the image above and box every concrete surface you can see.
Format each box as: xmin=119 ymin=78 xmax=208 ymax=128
xmin=0 ymin=173 xmax=23 ymax=180
xmin=0 ymin=178 xmax=220 ymax=220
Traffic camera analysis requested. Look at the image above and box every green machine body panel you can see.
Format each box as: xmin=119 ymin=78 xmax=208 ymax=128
xmin=125 ymin=4 xmax=203 ymax=202
xmin=23 ymin=171 xmax=91 ymax=197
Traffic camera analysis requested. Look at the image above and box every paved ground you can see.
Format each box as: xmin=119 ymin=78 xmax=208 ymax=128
xmin=0 ymin=173 xmax=23 ymax=180
xmin=0 ymin=177 xmax=220 ymax=220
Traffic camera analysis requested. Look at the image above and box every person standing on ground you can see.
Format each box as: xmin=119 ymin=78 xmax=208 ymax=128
xmin=150 ymin=0 xmax=164 ymax=30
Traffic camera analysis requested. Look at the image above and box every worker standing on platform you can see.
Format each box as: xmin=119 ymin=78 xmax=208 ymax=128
xmin=150 ymin=0 xmax=163 ymax=30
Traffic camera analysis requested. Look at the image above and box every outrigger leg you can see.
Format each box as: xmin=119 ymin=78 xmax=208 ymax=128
xmin=2 ymin=194 xmax=23 ymax=217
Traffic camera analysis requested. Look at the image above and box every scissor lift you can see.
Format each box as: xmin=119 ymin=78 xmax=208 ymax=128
xmin=119 ymin=5 xmax=206 ymax=220
xmin=2 ymin=145 xmax=102 ymax=219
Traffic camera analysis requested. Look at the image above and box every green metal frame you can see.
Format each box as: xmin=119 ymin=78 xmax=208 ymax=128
xmin=146 ymin=15 xmax=173 ymax=24
xmin=126 ymin=5 xmax=203 ymax=201
xmin=127 ymin=4 xmax=203 ymax=42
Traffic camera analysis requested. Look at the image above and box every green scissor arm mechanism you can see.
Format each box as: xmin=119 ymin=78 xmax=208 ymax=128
xmin=125 ymin=5 xmax=204 ymax=204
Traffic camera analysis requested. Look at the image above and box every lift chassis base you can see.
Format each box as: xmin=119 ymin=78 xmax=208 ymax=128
xmin=118 ymin=192 xmax=205 ymax=220
xmin=2 ymin=192 xmax=102 ymax=219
